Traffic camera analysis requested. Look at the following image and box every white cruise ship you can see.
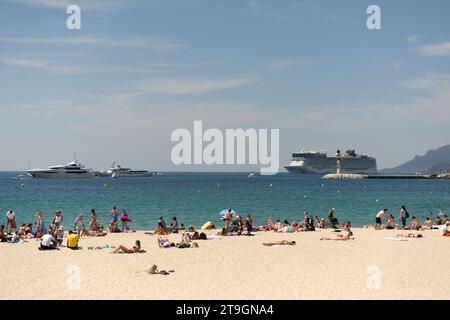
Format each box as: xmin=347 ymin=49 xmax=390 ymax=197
xmin=284 ymin=149 xmax=377 ymax=174
xmin=27 ymin=160 xmax=96 ymax=178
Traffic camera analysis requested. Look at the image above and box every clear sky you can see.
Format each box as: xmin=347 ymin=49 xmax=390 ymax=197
xmin=0 ymin=0 xmax=449 ymax=171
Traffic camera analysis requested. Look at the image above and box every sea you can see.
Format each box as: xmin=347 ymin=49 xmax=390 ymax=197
xmin=1 ymin=171 xmax=449 ymax=230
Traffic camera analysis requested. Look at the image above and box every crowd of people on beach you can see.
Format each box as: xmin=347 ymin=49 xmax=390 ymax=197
xmin=1 ymin=204 xmax=450 ymax=252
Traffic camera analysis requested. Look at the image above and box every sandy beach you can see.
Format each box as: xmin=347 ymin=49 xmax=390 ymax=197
xmin=1 ymin=227 xmax=450 ymax=300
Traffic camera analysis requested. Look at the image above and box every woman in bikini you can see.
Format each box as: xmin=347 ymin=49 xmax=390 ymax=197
xmin=112 ymin=240 xmax=145 ymax=254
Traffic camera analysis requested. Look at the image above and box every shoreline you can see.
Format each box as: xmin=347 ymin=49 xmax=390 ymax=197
xmin=1 ymin=227 xmax=450 ymax=300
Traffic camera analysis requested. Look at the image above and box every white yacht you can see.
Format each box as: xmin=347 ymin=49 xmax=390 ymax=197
xmin=27 ymin=160 xmax=96 ymax=178
xmin=98 ymin=162 xmax=154 ymax=178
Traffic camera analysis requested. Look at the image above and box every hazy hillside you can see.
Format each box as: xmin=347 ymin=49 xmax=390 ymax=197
xmin=381 ymin=145 xmax=450 ymax=174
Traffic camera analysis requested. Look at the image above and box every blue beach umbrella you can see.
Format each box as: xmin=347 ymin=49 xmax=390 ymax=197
xmin=218 ymin=209 xmax=238 ymax=216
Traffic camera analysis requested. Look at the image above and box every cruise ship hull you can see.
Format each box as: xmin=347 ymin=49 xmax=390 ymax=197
xmin=27 ymin=170 xmax=96 ymax=178
xmin=284 ymin=157 xmax=377 ymax=174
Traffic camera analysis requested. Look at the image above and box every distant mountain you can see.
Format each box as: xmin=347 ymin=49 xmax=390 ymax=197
xmin=381 ymin=145 xmax=450 ymax=174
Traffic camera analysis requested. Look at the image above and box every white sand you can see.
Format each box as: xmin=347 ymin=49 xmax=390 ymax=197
xmin=1 ymin=228 xmax=450 ymax=300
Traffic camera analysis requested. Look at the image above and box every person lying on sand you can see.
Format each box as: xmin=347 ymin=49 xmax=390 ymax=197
xmin=158 ymin=236 xmax=175 ymax=248
xmin=395 ymin=233 xmax=423 ymax=238
xmin=263 ymin=240 xmax=296 ymax=246
xmin=320 ymin=223 xmax=354 ymax=241
xmin=112 ymin=240 xmax=145 ymax=254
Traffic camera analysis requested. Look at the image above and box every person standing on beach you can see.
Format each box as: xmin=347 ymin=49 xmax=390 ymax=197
xmin=5 ymin=210 xmax=16 ymax=233
xmin=89 ymin=209 xmax=100 ymax=232
xmin=375 ymin=208 xmax=388 ymax=230
xmin=52 ymin=209 xmax=63 ymax=229
xmin=74 ymin=213 xmax=85 ymax=238
xmin=120 ymin=210 xmax=132 ymax=232
xmin=328 ymin=208 xmax=338 ymax=228
xmin=35 ymin=211 xmax=46 ymax=238
xmin=399 ymin=206 xmax=409 ymax=229
xmin=223 ymin=209 xmax=232 ymax=230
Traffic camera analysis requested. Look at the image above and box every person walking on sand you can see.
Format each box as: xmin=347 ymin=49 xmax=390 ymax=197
xmin=5 ymin=210 xmax=16 ymax=234
xmin=399 ymin=205 xmax=409 ymax=229
xmin=375 ymin=208 xmax=388 ymax=230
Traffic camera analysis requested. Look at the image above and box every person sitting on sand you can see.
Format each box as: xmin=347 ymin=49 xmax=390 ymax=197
xmin=263 ymin=240 xmax=296 ymax=246
xmin=188 ymin=225 xmax=195 ymax=232
xmin=218 ymin=228 xmax=228 ymax=236
xmin=423 ymin=216 xmax=433 ymax=229
xmin=66 ymin=230 xmax=80 ymax=250
xmin=405 ymin=217 xmax=421 ymax=230
xmin=435 ymin=216 xmax=442 ymax=226
xmin=158 ymin=236 xmax=175 ymax=248
xmin=440 ymin=222 xmax=450 ymax=237
xmin=168 ymin=217 xmax=179 ymax=233
xmin=179 ymin=223 xmax=185 ymax=231
xmin=383 ymin=215 xmax=396 ymax=230
xmin=112 ymin=240 xmax=145 ymax=254
xmin=39 ymin=230 xmax=57 ymax=250
xmin=320 ymin=223 xmax=354 ymax=241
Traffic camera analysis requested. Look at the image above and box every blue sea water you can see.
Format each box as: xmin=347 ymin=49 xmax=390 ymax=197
xmin=1 ymin=171 xmax=450 ymax=230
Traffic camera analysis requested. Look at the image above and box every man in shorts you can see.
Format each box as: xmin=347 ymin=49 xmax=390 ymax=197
xmin=5 ymin=210 xmax=17 ymax=233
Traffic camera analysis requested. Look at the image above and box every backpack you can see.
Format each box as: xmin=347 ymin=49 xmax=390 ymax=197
xmin=405 ymin=211 xmax=410 ymax=218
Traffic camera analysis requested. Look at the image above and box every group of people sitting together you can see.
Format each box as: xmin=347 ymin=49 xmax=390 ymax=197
xmin=1 ymin=207 xmax=135 ymax=250
xmin=261 ymin=208 xmax=340 ymax=233
xmin=373 ymin=206 xmax=450 ymax=236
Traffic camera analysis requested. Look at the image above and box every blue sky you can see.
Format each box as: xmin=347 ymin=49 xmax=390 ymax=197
xmin=0 ymin=0 xmax=449 ymax=171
